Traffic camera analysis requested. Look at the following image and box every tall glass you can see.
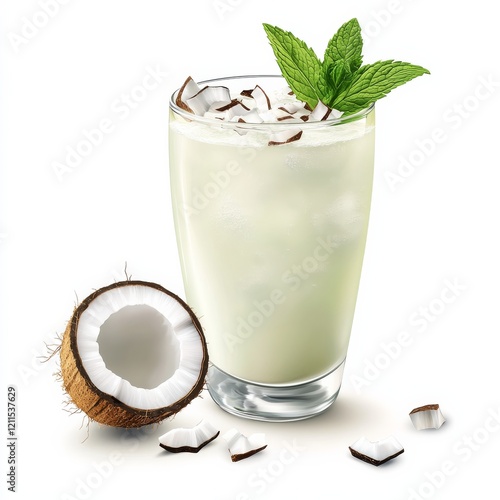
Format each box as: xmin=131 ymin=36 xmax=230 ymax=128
xmin=169 ymin=76 xmax=375 ymax=421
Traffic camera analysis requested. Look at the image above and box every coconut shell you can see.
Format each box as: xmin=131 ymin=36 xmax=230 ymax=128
xmin=60 ymin=280 xmax=208 ymax=428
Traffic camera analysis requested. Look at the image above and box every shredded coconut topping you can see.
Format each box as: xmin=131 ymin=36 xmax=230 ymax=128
xmin=175 ymin=76 xmax=344 ymax=146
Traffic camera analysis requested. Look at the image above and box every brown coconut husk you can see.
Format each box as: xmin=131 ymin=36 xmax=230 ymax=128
xmin=59 ymin=280 xmax=208 ymax=428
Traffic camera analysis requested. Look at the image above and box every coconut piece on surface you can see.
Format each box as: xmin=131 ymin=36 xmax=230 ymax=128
xmin=268 ymin=129 xmax=303 ymax=146
xmin=223 ymin=428 xmax=267 ymax=462
xmin=158 ymin=420 xmax=220 ymax=453
xmin=59 ymin=280 xmax=208 ymax=428
xmin=409 ymin=404 xmax=446 ymax=430
xmin=349 ymin=436 xmax=404 ymax=466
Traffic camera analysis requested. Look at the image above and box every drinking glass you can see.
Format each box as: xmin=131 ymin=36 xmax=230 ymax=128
xmin=169 ymin=75 xmax=375 ymax=421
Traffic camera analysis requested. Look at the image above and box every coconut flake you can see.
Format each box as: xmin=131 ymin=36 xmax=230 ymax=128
xmin=240 ymin=88 xmax=254 ymax=98
xmin=214 ymin=99 xmax=245 ymax=112
xmin=329 ymin=108 xmax=344 ymax=119
xmin=185 ymin=85 xmax=231 ymax=116
xmin=309 ymin=100 xmax=333 ymax=121
xmin=268 ymin=129 xmax=303 ymax=146
xmin=209 ymin=100 xmax=233 ymax=111
xmin=203 ymin=111 xmax=227 ymax=120
xmin=409 ymin=404 xmax=446 ymax=430
xmin=158 ymin=420 xmax=220 ymax=453
xmin=273 ymin=107 xmax=295 ymax=120
xmin=249 ymin=85 xmax=271 ymax=111
xmin=278 ymin=103 xmax=303 ymax=114
xmin=223 ymin=428 xmax=267 ymax=462
xmin=215 ymin=100 xmax=252 ymax=120
xmin=175 ymin=76 xmax=349 ymax=146
xmin=277 ymin=115 xmax=295 ymax=122
xmin=349 ymin=436 xmax=404 ymax=466
xmin=233 ymin=110 xmax=263 ymax=124
xmin=175 ymin=76 xmax=201 ymax=113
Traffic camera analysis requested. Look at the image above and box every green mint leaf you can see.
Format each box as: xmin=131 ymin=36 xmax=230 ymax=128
xmin=328 ymin=60 xmax=353 ymax=92
xmin=263 ymin=23 xmax=322 ymax=108
xmin=323 ymin=18 xmax=363 ymax=73
xmin=318 ymin=61 xmax=352 ymax=105
xmin=329 ymin=61 xmax=347 ymax=89
xmin=331 ymin=60 xmax=431 ymax=114
xmin=319 ymin=18 xmax=363 ymax=106
xmin=317 ymin=64 xmax=333 ymax=104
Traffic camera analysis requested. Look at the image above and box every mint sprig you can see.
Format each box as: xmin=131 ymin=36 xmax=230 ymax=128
xmin=263 ymin=18 xmax=430 ymax=115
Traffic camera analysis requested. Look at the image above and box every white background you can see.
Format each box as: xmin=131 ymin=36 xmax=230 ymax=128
xmin=1 ymin=0 xmax=499 ymax=499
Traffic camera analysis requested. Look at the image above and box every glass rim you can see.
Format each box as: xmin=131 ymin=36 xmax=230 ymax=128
xmin=169 ymin=74 xmax=375 ymax=129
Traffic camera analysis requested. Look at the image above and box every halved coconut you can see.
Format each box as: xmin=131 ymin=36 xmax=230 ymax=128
xmin=158 ymin=419 xmax=219 ymax=453
xmin=59 ymin=280 xmax=208 ymax=428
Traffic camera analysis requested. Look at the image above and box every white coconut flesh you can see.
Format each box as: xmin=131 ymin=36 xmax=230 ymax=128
xmin=349 ymin=435 xmax=404 ymax=466
xmin=158 ymin=420 xmax=220 ymax=452
xmin=223 ymin=428 xmax=267 ymax=461
xmin=75 ymin=284 xmax=204 ymax=410
xmin=409 ymin=404 xmax=446 ymax=430
xmin=60 ymin=280 xmax=208 ymax=427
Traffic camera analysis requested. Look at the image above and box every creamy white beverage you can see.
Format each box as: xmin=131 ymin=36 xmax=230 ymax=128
xmin=169 ymin=77 xmax=375 ymax=385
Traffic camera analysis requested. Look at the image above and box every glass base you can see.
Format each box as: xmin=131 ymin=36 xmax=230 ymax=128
xmin=207 ymin=360 xmax=345 ymax=422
